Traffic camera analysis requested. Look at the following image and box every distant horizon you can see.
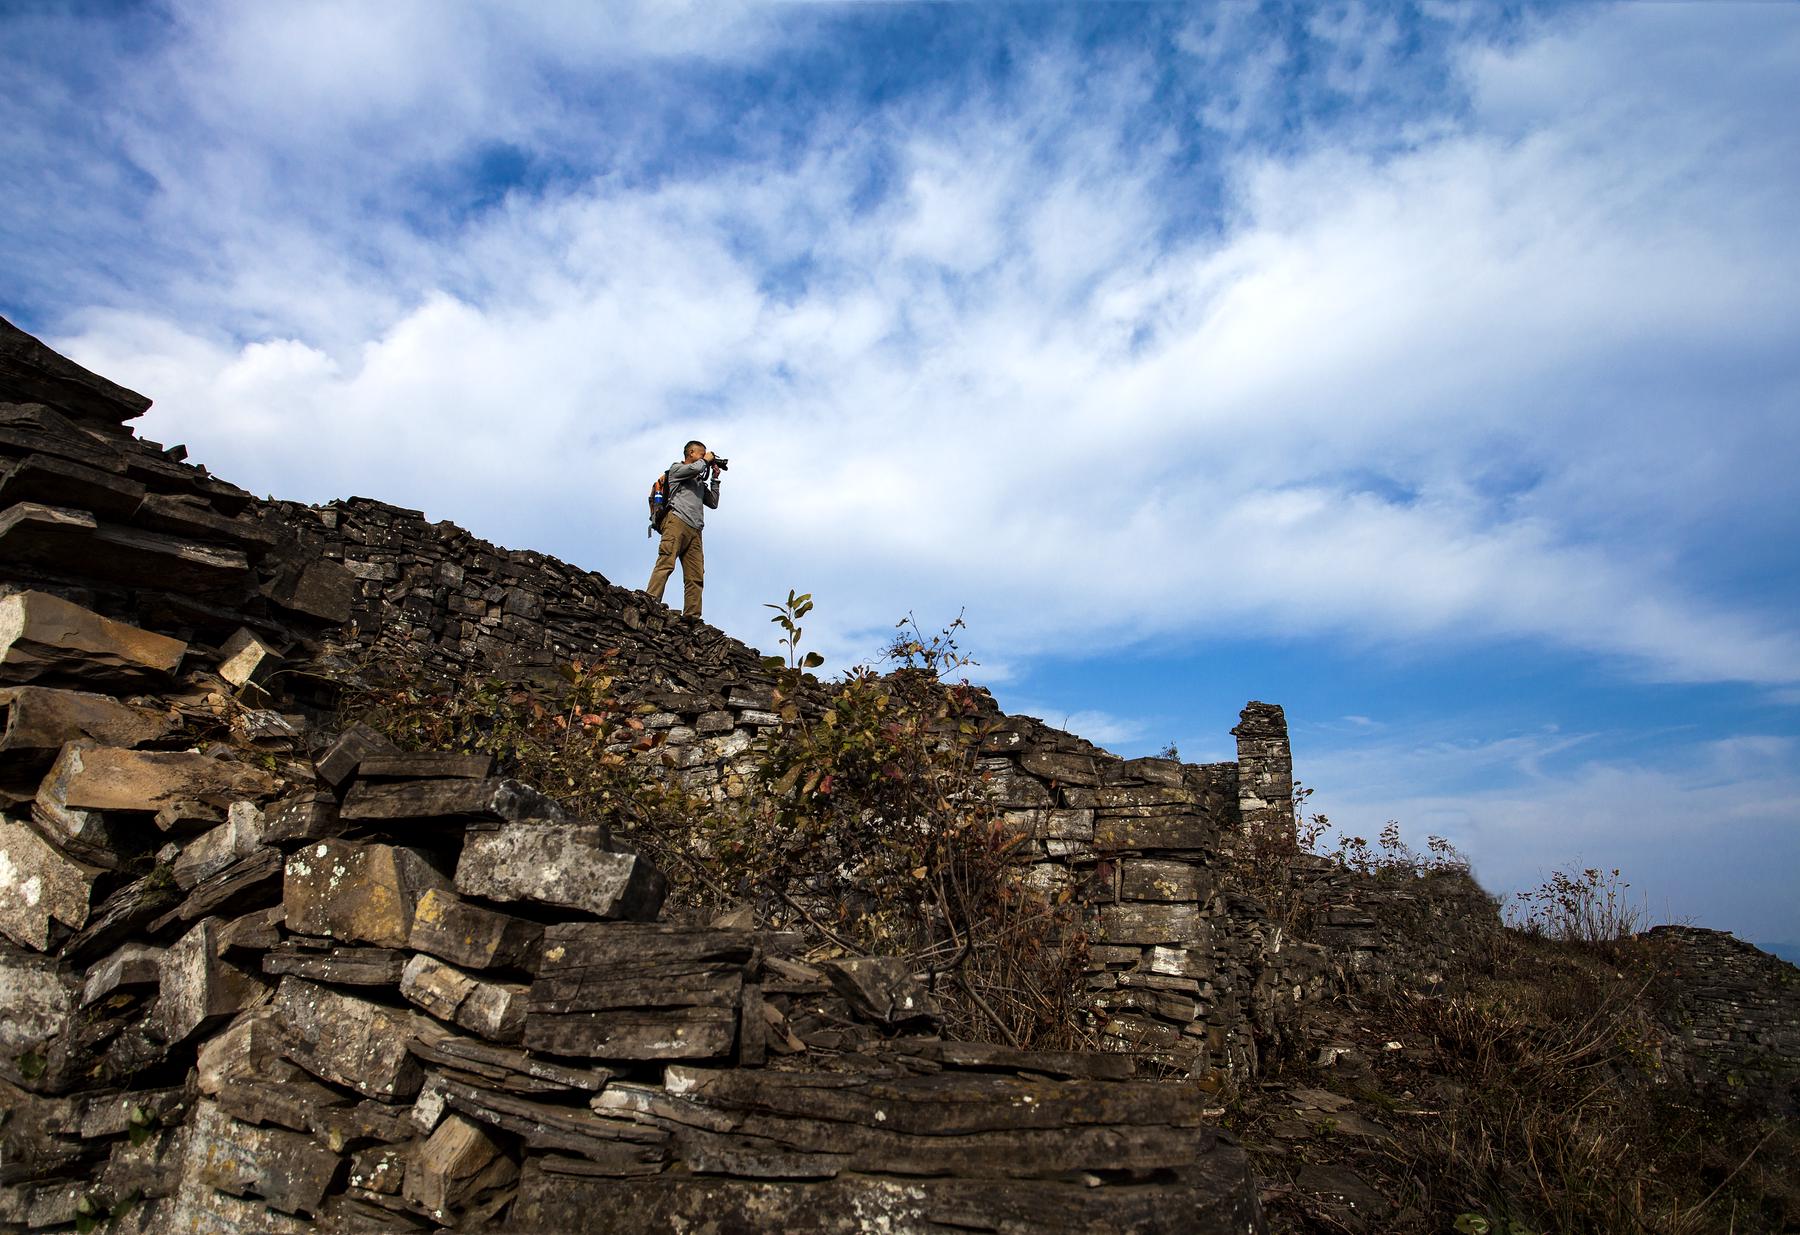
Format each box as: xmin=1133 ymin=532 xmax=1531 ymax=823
xmin=5 ymin=1 xmax=1796 ymax=945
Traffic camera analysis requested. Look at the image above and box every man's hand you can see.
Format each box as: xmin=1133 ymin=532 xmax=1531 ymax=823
xmin=702 ymin=451 xmax=716 ymax=463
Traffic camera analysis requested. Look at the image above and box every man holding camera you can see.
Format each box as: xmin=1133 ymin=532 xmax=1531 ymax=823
xmin=646 ymin=440 xmax=724 ymax=618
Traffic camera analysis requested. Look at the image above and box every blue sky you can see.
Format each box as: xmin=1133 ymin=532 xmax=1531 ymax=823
xmin=5 ymin=1 xmax=1798 ymax=950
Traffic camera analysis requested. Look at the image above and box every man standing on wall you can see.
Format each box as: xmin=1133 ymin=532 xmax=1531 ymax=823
xmin=647 ymin=440 xmax=722 ymax=618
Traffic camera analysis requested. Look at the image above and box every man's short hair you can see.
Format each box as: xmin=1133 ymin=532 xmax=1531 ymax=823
xmin=685 ymin=440 xmax=705 ymax=455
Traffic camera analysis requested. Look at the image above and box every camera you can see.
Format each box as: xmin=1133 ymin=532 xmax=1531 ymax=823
xmin=710 ymin=457 xmax=730 ymax=471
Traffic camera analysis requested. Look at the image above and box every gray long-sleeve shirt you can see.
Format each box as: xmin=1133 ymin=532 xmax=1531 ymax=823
xmin=665 ymin=459 xmax=721 ymax=531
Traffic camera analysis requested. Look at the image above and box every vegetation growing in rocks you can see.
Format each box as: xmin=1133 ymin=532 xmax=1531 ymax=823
xmin=347 ymin=597 xmax=1093 ymax=1051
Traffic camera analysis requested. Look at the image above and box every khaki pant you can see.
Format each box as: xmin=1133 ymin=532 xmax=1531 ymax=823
xmin=646 ymin=516 xmax=704 ymax=616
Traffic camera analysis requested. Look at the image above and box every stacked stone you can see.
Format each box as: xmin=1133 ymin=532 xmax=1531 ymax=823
xmin=0 ymin=316 xmax=355 ymax=656
xmin=2 ymin=652 xmax=1266 ymax=1231
xmin=1287 ymin=857 xmax=1503 ymax=990
xmin=264 ymin=495 xmax=768 ymax=697
xmin=1645 ymin=926 xmax=1800 ymax=1117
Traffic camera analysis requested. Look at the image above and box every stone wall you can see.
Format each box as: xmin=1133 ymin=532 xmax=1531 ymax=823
xmin=1646 ymin=925 xmax=1800 ymax=1116
xmin=261 ymin=490 xmax=1315 ymax=1077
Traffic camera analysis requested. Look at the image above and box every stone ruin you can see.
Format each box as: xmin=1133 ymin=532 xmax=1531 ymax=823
xmin=1 ymin=312 xmax=1794 ymax=1233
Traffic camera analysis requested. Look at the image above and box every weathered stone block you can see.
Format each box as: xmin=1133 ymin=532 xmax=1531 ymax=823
xmin=341 ymin=776 xmax=570 ymax=824
xmin=38 ymin=743 xmax=278 ymax=813
xmin=1088 ymin=784 xmax=1197 ymax=809
xmin=1119 ymin=860 xmax=1213 ymax=903
xmin=274 ymin=976 xmax=425 ymax=1101
xmin=283 ymin=838 xmax=449 ymax=948
xmin=1093 ymin=814 xmax=1213 ymax=851
xmin=1094 ymin=902 xmax=1205 ymax=946
xmin=409 ymin=887 xmax=543 ymax=971
xmin=400 ymin=953 xmax=527 ymax=1042
xmin=0 ymin=685 xmax=173 ymax=769
xmin=404 ymin=1113 xmax=514 ymax=1218
xmin=81 ymin=941 xmax=164 ymax=1006
xmin=216 ymin=626 xmax=282 ymax=688
xmin=0 ymin=816 xmax=98 ymax=948
xmin=1020 ymin=746 xmax=1101 ymax=785
xmin=0 ymin=948 xmax=75 ymax=1089
xmin=172 ymin=801 xmax=266 ymax=889
xmin=455 ymin=822 xmax=666 ymax=921
xmin=149 ymin=917 xmax=258 ymax=1044
xmin=187 ymin=1098 xmax=342 ymax=1217
xmin=0 ymin=590 xmax=185 ymax=684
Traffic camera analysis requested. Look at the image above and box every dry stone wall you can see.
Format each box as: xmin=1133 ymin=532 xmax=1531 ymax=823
xmin=260 ymin=482 xmax=1318 ymax=1077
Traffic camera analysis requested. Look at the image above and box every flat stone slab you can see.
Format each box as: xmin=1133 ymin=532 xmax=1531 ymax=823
xmin=0 ymin=685 xmax=174 ymax=769
xmin=341 ymin=776 xmax=570 ymax=825
xmin=456 ymin=822 xmax=666 ymax=921
xmin=0 ymin=589 xmax=185 ymax=685
xmin=0 ymin=502 xmax=250 ymax=593
xmin=39 ymin=743 xmax=278 ymax=813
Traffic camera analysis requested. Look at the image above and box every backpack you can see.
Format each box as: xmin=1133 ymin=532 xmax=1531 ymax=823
xmin=647 ymin=470 xmax=670 ymax=537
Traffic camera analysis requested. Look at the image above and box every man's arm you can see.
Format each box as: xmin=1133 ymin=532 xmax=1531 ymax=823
xmin=704 ymin=472 xmax=721 ymax=510
xmin=667 ymin=459 xmax=709 ymax=482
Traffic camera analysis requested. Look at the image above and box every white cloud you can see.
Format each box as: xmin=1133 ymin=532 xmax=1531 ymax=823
xmin=25 ymin=3 xmax=1800 ymax=691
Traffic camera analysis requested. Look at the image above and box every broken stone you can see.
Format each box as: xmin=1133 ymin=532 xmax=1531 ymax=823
xmin=148 ymin=917 xmax=259 ymax=1044
xmin=314 ymin=722 xmax=399 ymax=791
xmin=0 ymin=589 xmax=185 ymax=685
xmin=400 ymin=952 xmax=527 ymax=1042
xmin=408 ymin=887 xmax=543 ymax=971
xmin=0 ymin=816 xmax=98 ymax=949
xmin=0 ymin=502 xmax=250 ymax=592
xmin=260 ymin=788 xmax=342 ymax=843
xmin=216 ymin=627 xmax=282 ymax=689
xmin=27 ymin=792 xmax=129 ymax=868
xmin=266 ymin=557 xmax=355 ymax=623
xmin=196 ymin=1005 xmax=302 ymax=1096
xmin=0 ymin=685 xmax=174 ymax=770
xmin=274 ymin=976 xmax=426 ymax=1101
xmin=216 ymin=904 xmax=284 ymax=953
xmin=348 ymin=1144 xmax=408 ymax=1196
xmin=283 ymin=838 xmax=449 ymax=948
xmin=80 ymin=941 xmax=164 ymax=1006
xmin=821 ymin=957 xmax=943 ymax=1027
xmin=172 ymin=800 xmax=267 ymax=889
xmin=147 ymin=845 xmax=283 ymax=933
xmin=38 ymin=742 xmax=278 ymax=813
xmin=455 ymin=822 xmax=666 ymax=920
xmin=404 ymin=1113 xmax=515 ymax=1217
xmin=342 ymin=776 xmax=570 ymax=825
